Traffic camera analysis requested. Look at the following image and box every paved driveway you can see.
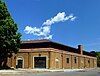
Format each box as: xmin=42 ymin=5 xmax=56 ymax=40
xmin=0 ymin=68 xmax=100 ymax=76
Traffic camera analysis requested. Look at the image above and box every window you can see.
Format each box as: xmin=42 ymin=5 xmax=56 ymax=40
xmin=16 ymin=57 xmax=24 ymax=68
xmin=74 ymin=57 xmax=77 ymax=63
xmin=88 ymin=60 xmax=90 ymax=63
xmin=17 ymin=60 xmax=23 ymax=68
xmin=66 ymin=58 xmax=69 ymax=63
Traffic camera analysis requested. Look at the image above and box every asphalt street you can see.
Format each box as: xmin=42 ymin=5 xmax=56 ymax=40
xmin=27 ymin=68 xmax=100 ymax=76
xmin=0 ymin=68 xmax=100 ymax=76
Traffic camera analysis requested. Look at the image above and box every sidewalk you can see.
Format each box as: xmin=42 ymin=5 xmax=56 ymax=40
xmin=0 ymin=68 xmax=88 ymax=74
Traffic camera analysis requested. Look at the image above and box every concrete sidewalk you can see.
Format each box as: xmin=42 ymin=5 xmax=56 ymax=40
xmin=0 ymin=68 xmax=92 ymax=74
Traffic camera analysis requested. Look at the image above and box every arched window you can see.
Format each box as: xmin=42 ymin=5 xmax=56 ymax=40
xmin=16 ymin=56 xmax=24 ymax=68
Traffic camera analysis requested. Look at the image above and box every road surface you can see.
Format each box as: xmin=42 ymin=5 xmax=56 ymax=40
xmin=0 ymin=68 xmax=100 ymax=76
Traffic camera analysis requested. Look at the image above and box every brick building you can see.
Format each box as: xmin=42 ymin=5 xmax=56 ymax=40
xmin=7 ymin=39 xmax=97 ymax=69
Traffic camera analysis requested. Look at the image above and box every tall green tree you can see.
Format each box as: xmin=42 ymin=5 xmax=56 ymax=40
xmin=0 ymin=0 xmax=21 ymax=69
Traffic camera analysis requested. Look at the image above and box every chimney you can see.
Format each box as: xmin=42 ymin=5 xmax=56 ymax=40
xmin=78 ymin=45 xmax=83 ymax=55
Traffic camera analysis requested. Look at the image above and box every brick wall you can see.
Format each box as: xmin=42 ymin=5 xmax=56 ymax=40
xmin=7 ymin=48 xmax=97 ymax=69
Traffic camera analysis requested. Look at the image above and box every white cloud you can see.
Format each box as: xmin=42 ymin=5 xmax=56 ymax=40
xmin=24 ymin=26 xmax=42 ymax=36
xmin=43 ymin=12 xmax=76 ymax=26
xmin=43 ymin=35 xmax=53 ymax=39
xmin=24 ymin=12 xmax=76 ymax=39
xmin=24 ymin=25 xmax=52 ymax=39
xmin=70 ymin=16 xmax=76 ymax=21
xmin=24 ymin=26 xmax=34 ymax=34
xmin=42 ymin=26 xmax=51 ymax=36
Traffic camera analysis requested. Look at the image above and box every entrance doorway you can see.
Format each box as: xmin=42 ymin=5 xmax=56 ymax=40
xmin=34 ymin=57 xmax=46 ymax=68
xmin=17 ymin=60 xmax=23 ymax=68
xmin=16 ymin=57 xmax=24 ymax=68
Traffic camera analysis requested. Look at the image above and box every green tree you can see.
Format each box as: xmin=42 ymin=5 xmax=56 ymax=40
xmin=0 ymin=0 xmax=21 ymax=69
xmin=90 ymin=51 xmax=100 ymax=67
xmin=95 ymin=52 xmax=100 ymax=67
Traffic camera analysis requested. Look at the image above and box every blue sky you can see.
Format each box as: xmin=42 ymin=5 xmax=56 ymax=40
xmin=5 ymin=0 xmax=100 ymax=51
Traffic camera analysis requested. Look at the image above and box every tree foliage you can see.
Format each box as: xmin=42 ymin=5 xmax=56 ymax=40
xmin=95 ymin=52 xmax=100 ymax=67
xmin=0 ymin=0 xmax=21 ymax=69
xmin=90 ymin=51 xmax=100 ymax=67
